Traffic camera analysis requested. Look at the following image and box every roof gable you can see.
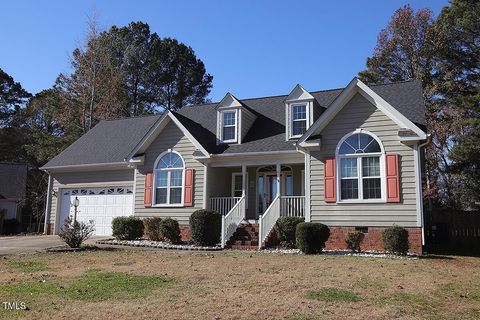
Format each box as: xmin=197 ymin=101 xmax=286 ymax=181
xmin=285 ymin=84 xmax=314 ymax=102
xmin=298 ymin=78 xmax=427 ymax=144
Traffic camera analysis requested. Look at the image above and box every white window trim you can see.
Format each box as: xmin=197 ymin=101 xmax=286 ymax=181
xmin=288 ymin=102 xmax=310 ymax=139
xmin=335 ymin=130 xmax=387 ymax=204
xmin=152 ymin=149 xmax=185 ymax=207
xmin=221 ymin=109 xmax=238 ymax=143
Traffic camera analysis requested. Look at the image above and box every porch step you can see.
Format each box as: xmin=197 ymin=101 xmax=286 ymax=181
xmin=226 ymin=223 xmax=259 ymax=250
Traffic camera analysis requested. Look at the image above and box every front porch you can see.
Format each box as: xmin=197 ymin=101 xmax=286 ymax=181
xmin=206 ymin=163 xmax=306 ymax=248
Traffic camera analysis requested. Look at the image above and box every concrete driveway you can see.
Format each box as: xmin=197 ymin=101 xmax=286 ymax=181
xmin=0 ymin=235 xmax=106 ymax=255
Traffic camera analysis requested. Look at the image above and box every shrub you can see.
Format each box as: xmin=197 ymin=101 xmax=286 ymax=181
xmin=59 ymin=218 xmax=95 ymax=248
xmin=345 ymin=231 xmax=365 ymax=252
xmin=275 ymin=216 xmax=304 ymax=248
xmin=296 ymin=222 xmax=330 ymax=254
xmin=159 ymin=218 xmax=181 ymax=244
xmin=144 ymin=217 xmax=163 ymax=241
xmin=189 ymin=210 xmax=221 ymax=246
xmin=112 ymin=216 xmax=144 ymax=240
xmin=382 ymin=225 xmax=409 ymax=255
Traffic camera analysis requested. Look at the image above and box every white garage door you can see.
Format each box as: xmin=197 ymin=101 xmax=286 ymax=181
xmin=59 ymin=187 xmax=134 ymax=236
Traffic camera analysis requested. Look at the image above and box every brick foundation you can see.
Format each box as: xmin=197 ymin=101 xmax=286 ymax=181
xmin=324 ymin=227 xmax=422 ymax=254
xmin=180 ymin=225 xmax=191 ymax=241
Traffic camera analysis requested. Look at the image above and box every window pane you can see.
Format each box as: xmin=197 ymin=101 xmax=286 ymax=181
xmin=341 ymin=179 xmax=358 ymax=199
xmin=156 ymin=188 xmax=167 ymax=204
xmin=171 ymin=171 xmax=183 ymax=187
xmin=339 ymin=133 xmax=381 ymax=154
xmin=223 ymin=111 xmax=236 ymax=126
xmin=363 ymin=178 xmax=381 ymax=199
xmin=170 ymin=188 xmax=182 ymax=204
xmin=286 ymin=175 xmax=293 ymax=196
xmin=362 ymin=157 xmax=380 ymax=177
xmin=233 ymin=190 xmax=243 ymax=197
xmin=340 ymin=158 xmax=357 ymax=178
xmin=223 ymin=126 xmax=235 ymax=140
xmin=292 ymin=120 xmax=307 ymax=135
xmin=157 ymin=152 xmax=184 ymax=169
xmin=234 ymin=175 xmax=242 ymax=191
xmin=292 ymin=105 xmax=306 ymax=120
xmin=156 ymin=171 xmax=168 ymax=187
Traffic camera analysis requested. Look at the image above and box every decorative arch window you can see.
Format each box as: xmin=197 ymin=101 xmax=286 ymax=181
xmin=336 ymin=131 xmax=385 ymax=201
xmin=153 ymin=150 xmax=185 ymax=205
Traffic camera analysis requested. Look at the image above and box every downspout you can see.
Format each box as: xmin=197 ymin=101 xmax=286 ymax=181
xmin=417 ymin=134 xmax=432 ymax=247
xmin=43 ymin=173 xmax=53 ymax=234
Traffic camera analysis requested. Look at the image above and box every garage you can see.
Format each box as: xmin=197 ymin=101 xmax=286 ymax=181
xmin=58 ymin=187 xmax=134 ymax=236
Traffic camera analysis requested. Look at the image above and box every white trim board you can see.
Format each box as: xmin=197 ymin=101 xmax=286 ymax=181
xmin=298 ymin=78 xmax=427 ymax=144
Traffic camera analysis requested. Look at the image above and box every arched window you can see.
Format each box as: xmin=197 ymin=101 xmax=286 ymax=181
xmin=336 ymin=130 xmax=385 ymax=201
xmin=153 ymin=150 xmax=185 ymax=205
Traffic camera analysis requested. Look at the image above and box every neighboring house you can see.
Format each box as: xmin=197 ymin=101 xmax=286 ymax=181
xmin=0 ymin=163 xmax=27 ymax=222
xmin=42 ymin=78 xmax=428 ymax=253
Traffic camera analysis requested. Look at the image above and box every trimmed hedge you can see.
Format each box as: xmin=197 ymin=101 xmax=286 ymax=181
xmin=345 ymin=231 xmax=365 ymax=252
xmin=382 ymin=225 xmax=409 ymax=255
xmin=112 ymin=216 xmax=144 ymax=240
xmin=144 ymin=217 xmax=163 ymax=241
xmin=296 ymin=222 xmax=330 ymax=254
xmin=159 ymin=218 xmax=181 ymax=244
xmin=189 ymin=210 xmax=221 ymax=246
xmin=275 ymin=216 xmax=304 ymax=248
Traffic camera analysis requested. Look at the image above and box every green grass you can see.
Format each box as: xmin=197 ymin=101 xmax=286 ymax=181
xmin=0 ymin=269 xmax=174 ymax=302
xmin=65 ymin=269 xmax=173 ymax=301
xmin=306 ymin=288 xmax=360 ymax=302
xmin=377 ymin=292 xmax=428 ymax=307
xmin=436 ymin=283 xmax=480 ymax=300
xmin=354 ymin=277 xmax=386 ymax=290
xmin=8 ymin=260 xmax=49 ymax=272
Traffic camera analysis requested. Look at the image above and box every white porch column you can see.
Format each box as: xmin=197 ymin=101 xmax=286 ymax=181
xmin=241 ymin=164 xmax=247 ymax=197
xmin=276 ymin=163 xmax=281 ymax=197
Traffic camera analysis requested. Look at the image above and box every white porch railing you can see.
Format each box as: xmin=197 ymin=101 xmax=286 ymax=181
xmin=280 ymin=196 xmax=305 ymax=217
xmin=221 ymin=196 xmax=245 ymax=248
xmin=210 ymin=197 xmax=241 ymax=216
xmin=258 ymin=195 xmax=281 ymax=249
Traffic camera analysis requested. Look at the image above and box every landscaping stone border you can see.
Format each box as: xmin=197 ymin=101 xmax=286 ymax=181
xmin=96 ymin=238 xmax=222 ymax=251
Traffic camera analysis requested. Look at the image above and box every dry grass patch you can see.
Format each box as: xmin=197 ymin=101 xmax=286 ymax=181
xmin=0 ymin=250 xmax=479 ymax=319
xmin=8 ymin=260 xmax=49 ymax=273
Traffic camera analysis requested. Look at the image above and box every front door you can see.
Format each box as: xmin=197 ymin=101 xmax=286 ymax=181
xmin=257 ymin=174 xmax=279 ymax=217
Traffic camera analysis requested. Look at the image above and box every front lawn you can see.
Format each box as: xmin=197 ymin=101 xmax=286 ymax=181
xmin=0 ymin=250 xmax=479 ymax=319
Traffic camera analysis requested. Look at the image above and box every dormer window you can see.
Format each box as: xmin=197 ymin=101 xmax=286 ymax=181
xmin=221 ymin=110 xmax=237 ymax=143
xmin=285 ymin=84 xmax=319 ymax=140
xmin=291 ymin=104 xmax=308 ymax=137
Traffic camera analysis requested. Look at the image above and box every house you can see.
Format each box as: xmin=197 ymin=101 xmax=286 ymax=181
xmin=41 ymin=78 xmax=428 ymax=253
xmin=0 ymin=163 xmax=27 ymax=224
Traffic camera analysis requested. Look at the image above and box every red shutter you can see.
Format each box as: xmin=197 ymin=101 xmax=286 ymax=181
xmin=184 ymin=168 xmax=194 ymax=207
xmin=144 ymin=172 xmax=153 ymax=207
xmin=324 ymin=156 xmax=336 ymax=203
xmin=386 ymin=154 xmax=400 ymax=203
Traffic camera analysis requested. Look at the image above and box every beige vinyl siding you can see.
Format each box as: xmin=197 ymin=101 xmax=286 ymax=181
xmin=309 ymin=93 xmax=418 ymax=227
xmin=134 ymin=121 xmax=205 ymax=224
xmin=240 ymin=109 xmax=256 ymax=142
xmin=49 ymin=169 xmax=134 ymax=224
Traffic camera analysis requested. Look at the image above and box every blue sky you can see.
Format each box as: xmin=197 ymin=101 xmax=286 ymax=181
xmin=0 ymin=0 xmax=448 ymax=102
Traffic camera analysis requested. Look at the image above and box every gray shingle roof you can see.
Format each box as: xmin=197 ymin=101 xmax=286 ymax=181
xmin=42 ymin=115 xmax=160 ymax=169
xmin=0 ymin=163 xmax=27 ymax=199
xmin=43 ymin=80 xmax=426 ymax=169
xmin=177 ymin=80 xmax=426 ymax=154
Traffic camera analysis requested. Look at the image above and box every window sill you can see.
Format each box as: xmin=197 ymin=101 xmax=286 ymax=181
xmin=336 ymin=199 xmax=386 ymax=204
xmin=221 ymin=139 xmax=237 ymax=144
xmin=151 ymin=204 xmax=185 ymax=208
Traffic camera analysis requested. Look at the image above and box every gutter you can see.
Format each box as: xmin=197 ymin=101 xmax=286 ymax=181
xmin=40 ymin=161 xmax=130 ymax=171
